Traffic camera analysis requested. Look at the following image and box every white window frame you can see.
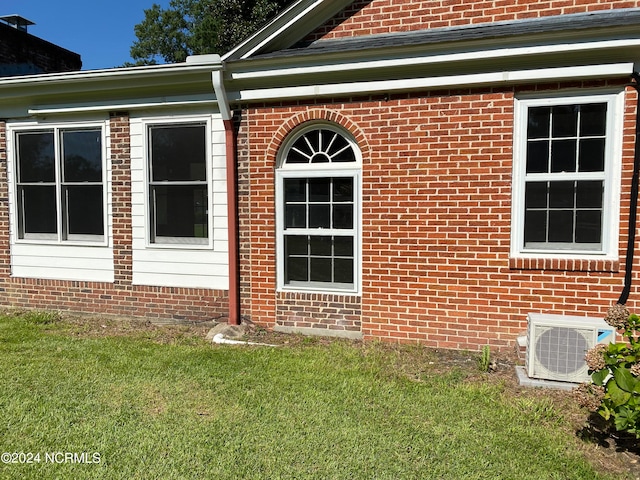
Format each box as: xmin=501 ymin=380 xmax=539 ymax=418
xmin=510 ymin=91 xmax=624 ymax=260
xmin=143 ymin=116 xmax=214 ymax=249
xmin=276 ymin=123 xmax=362 ymax=294
xmin=9 ymin=120 xmax=108 ymax=246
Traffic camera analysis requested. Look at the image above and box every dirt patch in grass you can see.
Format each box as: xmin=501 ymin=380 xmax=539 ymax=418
xmin=13 ymin=310 xmax=640 ymax=479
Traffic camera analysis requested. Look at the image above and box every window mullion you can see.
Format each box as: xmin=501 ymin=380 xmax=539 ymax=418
xmin=55 ymin=128 xmax=63 ymax=242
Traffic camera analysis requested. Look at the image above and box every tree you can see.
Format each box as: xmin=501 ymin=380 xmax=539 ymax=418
xmin=129 ymin=0 xmax=293 ymax=65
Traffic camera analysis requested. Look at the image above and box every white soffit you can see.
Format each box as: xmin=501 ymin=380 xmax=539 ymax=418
xmin=228 ymin=63 xmax=634 ymax=102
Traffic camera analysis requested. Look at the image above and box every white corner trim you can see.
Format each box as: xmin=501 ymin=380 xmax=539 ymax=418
xmin=230 ymin=63 xmax=634 ymax=102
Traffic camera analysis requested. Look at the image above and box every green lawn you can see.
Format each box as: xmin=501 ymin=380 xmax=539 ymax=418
xmin=0 ymin=311 xmax=618 ymax=479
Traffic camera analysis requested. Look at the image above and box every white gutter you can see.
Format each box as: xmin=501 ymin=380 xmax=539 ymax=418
xmin=228 ymin=63 xmax=634 ymax=103
xmin=0 ymin=61 xmax=223 ymax=88
xmin=230 ymin=38 xmax=640 ymax=81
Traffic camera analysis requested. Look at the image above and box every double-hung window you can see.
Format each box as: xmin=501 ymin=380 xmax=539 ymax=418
xmin=15 ymin=126 xmax=105 ymax=242
xmin=512 ymin=93 xmax=622 ymax=258
xmin=276 ymin=124 xmax=360 ymax=292
xmin=147 ymin=122 xmax=209 ymax=245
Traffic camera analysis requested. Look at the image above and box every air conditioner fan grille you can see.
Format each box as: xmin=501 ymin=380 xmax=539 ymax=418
xmin=534 ymin=326 xmax=588 ymax=376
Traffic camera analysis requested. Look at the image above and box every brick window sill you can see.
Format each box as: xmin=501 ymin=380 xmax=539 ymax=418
xmin=509 ymin=257 xmax=620 ymax=273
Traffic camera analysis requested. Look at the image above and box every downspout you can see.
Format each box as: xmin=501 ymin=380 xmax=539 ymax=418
xmin=211 ymin=61 xmax=241 ymax=325
xmin=618 ymin=72 xmax=640 ymax=305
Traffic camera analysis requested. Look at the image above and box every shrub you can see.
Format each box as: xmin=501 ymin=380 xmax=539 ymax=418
xmin=580 ymin=304 xmax=640 ymax=438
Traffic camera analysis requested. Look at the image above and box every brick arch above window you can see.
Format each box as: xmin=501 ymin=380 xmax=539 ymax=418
xmin=266 ymin=109 xmax=369 ymax=164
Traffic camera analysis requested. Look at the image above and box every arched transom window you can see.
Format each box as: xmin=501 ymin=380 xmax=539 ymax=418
xmin=276 ymin=124 xmax=361 ymax=292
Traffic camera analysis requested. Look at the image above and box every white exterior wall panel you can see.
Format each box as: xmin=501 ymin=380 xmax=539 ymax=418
xmin=129 ymin=113 xmax=229 ymax=289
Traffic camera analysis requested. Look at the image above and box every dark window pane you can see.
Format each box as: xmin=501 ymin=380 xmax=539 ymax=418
xmin=153 ymin=185 xmax=208 ymax=238
xmin=329 ymin=135 xmax=356 ymax=162
xmin=309 ymin=178 xmax=330 ymax=202
xmin=548 ymin=210 xmax=573 ymax=242
xmin=578 ymin=138 xmax=605 ymax=172
xmin=310 ymin=236 xmax=332 ymax=256
xmin=310 ymin=153 xmax=330 ymax=163
xmin=526 ymin=141 xmax=549 ymax=173
xmin=576 ymin=181 xmax=603 ymax=209
xmin=284 ymin=178 xmax=306 ymax=202
xmin=21 ymin=186 xmax=57 ymax=234
xmin=150 ymin=124 xmax=206 ymax=181
xmin=524 ymin=210 xmax=547 ymax=243
xmin=287 ymin=148 xmax=310 ymax=164
xmin=310 ymin=258 xmax=332 ymax=282
xmin=528 ymin=107 xmax=550 ymax=139
xmin=333 ymin=205 xmax=353 ymax=229
xmin=66 ymin=185 xmax=103 ymax=235
xmin=305 ymin=129 xmax=321 ymax=154
xmin=580 ymin=103 xmax=607 ymax=136
xmin=285 ymin=235 xmax=308 ymax=256
xmin=551 ymin=139 xmax=576 ymax=172
xmin=525 ymin=182 xmax=547 ymax=209
xmin=334 ymin=237 xmax=354 ymax=257
xmin=576 ymin=211 xmax=602 ymax=244
xmin=549 ymin=181 xmax=574 ymax=208
xmin=285 ymin=205 xmax=306 ymax=228
xmin=333 ymin=178 xmax=353 ymax=202
xmin=286 ymin=257 xmax=308 ymax=282
xmin=62 ymin=130 xmax=102 ymax=182
xmin=309 ymin=205 xmax=330 ymax=228
xmin=552 ymin=105 xmax=578 ymax=137
xmin=17 ymin=132 xmax=55 ymax=182
xmin=334 ymin=258 xmax=354 ymax=284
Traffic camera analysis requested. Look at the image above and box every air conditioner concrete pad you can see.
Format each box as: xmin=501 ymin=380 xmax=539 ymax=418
xmin=515 ymin=366 xmax=578 ymax=391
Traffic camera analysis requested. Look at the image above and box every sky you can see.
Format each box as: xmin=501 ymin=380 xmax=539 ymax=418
xmin=1 ymin=0 xmax=172 ymax=70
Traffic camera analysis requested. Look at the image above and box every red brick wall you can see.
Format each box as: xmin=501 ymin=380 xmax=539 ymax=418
xmin=305 ymin=0 xmax=640 ymax=41
xmin=0 ymin=114 xmax=228 ymax=323
xmin=239 ymin=80 xmax=639 ymax=350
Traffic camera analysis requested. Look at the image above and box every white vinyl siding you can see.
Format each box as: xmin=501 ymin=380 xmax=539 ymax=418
xmin=9 ymin=243 xmax=114 ymax=282
xmin=6 ymin=119 xmax=114 ymax=282
xmin=129 ymin=113 xmax=228 ymax=289
xmin=511 ymin=92 xmax=623 ymax=260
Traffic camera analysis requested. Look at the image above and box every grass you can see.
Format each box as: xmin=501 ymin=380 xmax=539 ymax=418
xmin=0 ymin=311 xmax=623 ymax=479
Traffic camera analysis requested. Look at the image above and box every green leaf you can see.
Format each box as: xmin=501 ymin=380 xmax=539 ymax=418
xmin=591 ymin=368 xmax=609 ymax=386
xmin=614 ymin=366 xmax=639 ymax=393
xmin=608 ymin=379 xmax=632 ymax=407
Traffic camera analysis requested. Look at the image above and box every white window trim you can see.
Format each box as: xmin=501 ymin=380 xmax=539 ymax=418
xmin=510 ymin=91 xmax=624 ymax=260
xmin=7 ymin=120 xmax=109 ymax=247
xmin=276 ymin=123 xmax=362 ymax=295
xmin=142 ymin=115 xmax=214 ymax=250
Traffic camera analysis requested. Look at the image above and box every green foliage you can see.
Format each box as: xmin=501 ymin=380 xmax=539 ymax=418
xmin=129 ymin=0 xmax=294 ymax=65
xmin=588 ymin=309 xmax=640 ymax=438
xmin=478 ymin=344 xmax=491 ymax=372
xmin=20 ymin=309 xmax=61 ymax=325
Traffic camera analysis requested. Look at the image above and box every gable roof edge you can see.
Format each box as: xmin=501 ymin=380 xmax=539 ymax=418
xmin=222 ymin=0 xmax=354 ymax=61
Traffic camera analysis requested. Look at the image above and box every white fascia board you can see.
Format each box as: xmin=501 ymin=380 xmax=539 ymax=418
xmin=228 ymin=63 xmax=634 ymax=102
xmin=229 ymin=38 xmax=640 ymax=81
xmin=222 ymin=0 xmax=354 ymax=61
xmin=223 ymin=0 xmax=323 ymax=61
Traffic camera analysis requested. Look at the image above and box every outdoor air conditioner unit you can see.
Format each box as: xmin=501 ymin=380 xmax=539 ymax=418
xmin=526 ymin=313 xmax=616 ymax=384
